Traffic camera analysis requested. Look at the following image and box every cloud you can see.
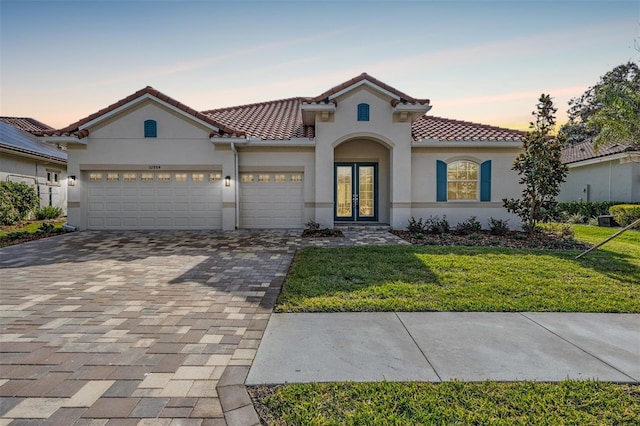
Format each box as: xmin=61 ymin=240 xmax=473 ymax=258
xmin=435 ymin=86 xmax=588 ymax=108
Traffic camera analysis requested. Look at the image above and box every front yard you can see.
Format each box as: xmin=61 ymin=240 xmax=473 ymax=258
xmin=277 ymin=225 xmax=639 ymax=313
xmin=254 ymin=225 xmax=640 ymax=424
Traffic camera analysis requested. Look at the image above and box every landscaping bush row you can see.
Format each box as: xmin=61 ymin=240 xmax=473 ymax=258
xmin=407 ymin=215 xmax=511 ymax=237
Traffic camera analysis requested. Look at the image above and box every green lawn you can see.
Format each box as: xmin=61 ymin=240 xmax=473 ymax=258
xmin=253 ymin=381 xmax=640 ymax=425
xmin=276 ymin=226 xmax=639 ymax=313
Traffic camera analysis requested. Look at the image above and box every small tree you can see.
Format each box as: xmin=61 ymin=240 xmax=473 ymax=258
xmin=0 ymin=181 xmax=39 ymax=225
xmin=503 ymin=94 xmax=568 ymax=232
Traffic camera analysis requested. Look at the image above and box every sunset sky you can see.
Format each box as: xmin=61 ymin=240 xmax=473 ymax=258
xmin=1 ymin=0 xmax=638 ymax=131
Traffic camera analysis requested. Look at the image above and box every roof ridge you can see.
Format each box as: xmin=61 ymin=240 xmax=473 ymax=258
xmin=202 ymin=97 xmax=305 ymax=114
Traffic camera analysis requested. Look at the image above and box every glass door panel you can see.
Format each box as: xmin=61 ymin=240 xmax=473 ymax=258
xmin=336 ymin=166 xmax=353 ymax=219
xmin=358 ymin=166 xmax=374 ymax=218
xmin=335 ymin=163 xmax=377 ymax=222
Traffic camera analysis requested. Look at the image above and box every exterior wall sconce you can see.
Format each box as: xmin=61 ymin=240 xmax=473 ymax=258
xmin=225 ymin=176 xmax=231 ymax=187
xmin=69 ymin=175 xmax=76 ymax=186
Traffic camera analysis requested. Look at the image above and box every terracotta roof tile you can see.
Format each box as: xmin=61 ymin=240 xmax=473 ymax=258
xmin=204 ymin=98 xmax=314 ymax=140
xmin=561 ymin=140 xmax=636 ymax=164
xmin=412 ymin=115 xmax=524 ymax=142
xmin=40 ymin=87 xmax=244 ymax=139
xmin=0 ymin=117 xmax=53 ymax=133
xmin=310 ymin=72 xmax=430 ymax=105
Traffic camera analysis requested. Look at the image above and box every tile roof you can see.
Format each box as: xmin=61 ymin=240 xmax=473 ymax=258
xmin=0 ymin=117 xmax=53 ymax=133
xmin=0 ymin=122 xmax=67 ymax=163
xmin=308 ymin=72 xmax=430 ymax=105
xmin=203 ymin=98 xmax=314 ymax=140
xmin=561 ymin=140 xmax=637 ymax=164
xmin=412 ymin=115 xmax=524 ymax=142
xmin=40 ymin=87 xmax=243 ymax=138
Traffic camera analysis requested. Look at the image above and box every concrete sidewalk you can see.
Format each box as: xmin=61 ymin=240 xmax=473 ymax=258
xmin=247 ymin=312 xmax=639 ymax=384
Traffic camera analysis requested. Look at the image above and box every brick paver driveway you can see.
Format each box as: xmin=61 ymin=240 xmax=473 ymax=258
xmin=0 ymin=230 xmax=304 ymax=426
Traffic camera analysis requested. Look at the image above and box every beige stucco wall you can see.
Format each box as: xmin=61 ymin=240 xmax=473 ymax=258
xmin=559 ymin=158 xmax=640 ymax=203
xmin=313 ymin=86 xmax=414 ymax=228
xmin=0 ymin=151 xmax=67 ymax=214
xmin=411 ymin=147 xmax=523 ymax=229
xmin=66 ymin=100 xmax=234 ymax=229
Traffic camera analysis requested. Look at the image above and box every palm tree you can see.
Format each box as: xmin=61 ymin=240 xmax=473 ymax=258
xmin=587 ymin=82 xmax=640 ymax=150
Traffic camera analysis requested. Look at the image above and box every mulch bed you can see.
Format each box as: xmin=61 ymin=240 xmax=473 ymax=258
xmin=0 ymin=229 xmax=69 ymax=248
xmin=391 ymin=230 xmax=590 ymax=250
xmin=302 ymin=229 xmax=344 ymax=238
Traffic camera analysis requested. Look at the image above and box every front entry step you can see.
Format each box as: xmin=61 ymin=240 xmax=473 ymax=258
xmin=335 ymin=223 xmax=391 ymax=232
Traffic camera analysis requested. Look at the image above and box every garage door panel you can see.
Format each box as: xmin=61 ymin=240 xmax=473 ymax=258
xmin=87 ymin=171 xmax=222 ymax=230
xmin=239 ymin=173 xmax=303 ymax=228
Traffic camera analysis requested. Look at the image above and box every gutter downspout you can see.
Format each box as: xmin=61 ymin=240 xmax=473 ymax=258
xmin=231 ymin=142 xmax=239 ymax=229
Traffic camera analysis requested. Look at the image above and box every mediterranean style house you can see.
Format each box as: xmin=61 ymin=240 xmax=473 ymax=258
xmin=39 ymin=73 xmax=526 ymax=231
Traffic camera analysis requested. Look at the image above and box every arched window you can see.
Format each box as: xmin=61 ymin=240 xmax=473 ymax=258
xmin=144 ymin=120 xmax=157 ymax=138
xmin=447 ymin=160 xmax=478 ymax=200
xmin=357 ymin=103 xmax=370 ymax=121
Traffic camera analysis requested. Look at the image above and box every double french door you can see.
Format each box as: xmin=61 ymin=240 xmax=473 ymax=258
xmin=334 ymin=162 xmax=378 ymax=222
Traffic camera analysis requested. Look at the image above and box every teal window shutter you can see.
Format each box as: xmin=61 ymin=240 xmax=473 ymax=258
xmin=357 ymin=103 xmax=370 ymax=121
xmin=144 ymin=120 xmax=157 ymax=138
xmin=436 ymin=160 xmax=447 ymax=202
xmin=480 ymin=160 xmax=491 ymax=201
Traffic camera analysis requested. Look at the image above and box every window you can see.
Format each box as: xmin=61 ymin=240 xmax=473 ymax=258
xmin=46 ymin=170 xmax=60 ymax=185
xmin=157 ymin=173 xmax=171 ymax=181
xmin=241 ymin=174 xmax=254 ymax=183
xmin=89 ymin=173 xmax=103 ymax=181
xmin=437 ymin=160 xmax=492 ymax=202
xmin=274 ymin=174 xmax=286 ymax=182
xmin=209 ymin=173 xmax=222 ymax=182
xmin=192 ymin=173 xmax=204 ymax=182
xmin=291 ymin=174 xmax=303 ymax=182
xmin=123 ymin=173 xmax=137 ymax=181
xmin=175 ymin=173 xmax=187 ymax=182
xmin=141 ymin=173 xmax=154 ymax=182
xmin=357 ymin=103 xmax=370 ymax=121
xmin=258 ymin=174 xmax=271 ymax=182
xmin=144 ymin=120 xmax=157 ymax=138
xmin=107 ymin=173 xmax=119 ymax=181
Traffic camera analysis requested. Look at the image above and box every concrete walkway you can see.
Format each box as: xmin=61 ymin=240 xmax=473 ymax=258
xmin=247 ymin=312 xmax=640 ymax=384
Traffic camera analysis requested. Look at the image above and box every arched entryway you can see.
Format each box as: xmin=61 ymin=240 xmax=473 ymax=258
xmin=334 ymin=138 xmax=390 ymax=224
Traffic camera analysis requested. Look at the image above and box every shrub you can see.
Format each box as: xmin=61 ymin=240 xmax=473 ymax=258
xmin=424 ymin=215 xmax=450 ymax=235
xmin=455 ymin=216 xmax=482 ymax=235
xmin=0 ymin=182 xmax=39 ymax=225
xmin=34 ymin=206 xmax=62 ymax=220
xmin=587 ymin=216 xmax=599 ymax=226
xmin=38 ymin=222 xmax=55 ymax=234
xmin=407 ymin=217 xmax=426 ymax=235
xmin=550 ymin=201 xmax=625 ymax=221
xmin=6 ymin=230 xmax=29 ymax=240
xmin=488 ymin=218 xmax=510 ymax=236
xmin=565 ymin=213 xmax=586 ymax=224
xmin=609 ymin=204 xmax=640 ymax=227
xmin=540 ymin=222 xmax=575 ymax=240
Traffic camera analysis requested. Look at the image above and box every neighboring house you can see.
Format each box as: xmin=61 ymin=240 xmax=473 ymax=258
xmin=39 ymin=73 xmax=525 ymax=231
xmin=559 ymin=141 xmax=640 ymax=203
xmin=0 ymin=120 xmax=68 ymax=214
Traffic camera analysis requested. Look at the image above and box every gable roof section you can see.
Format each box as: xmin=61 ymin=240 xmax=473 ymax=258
xmin=307 ymin=72 xmax=430 ymax=105
xmin=39 ymin=87 xmax=244 ymax=138
xmin=0 ymin=117 xmax=53 ymax=133
xmin=0 ymin=122 xmax=67 ymax=163
xmin=561 ymin=140 xmax=636 ymax=164
xmin=412 ymin=115 xmax=524 ymax=142
xmin=204 ymin=98 xmax=314 ymax=140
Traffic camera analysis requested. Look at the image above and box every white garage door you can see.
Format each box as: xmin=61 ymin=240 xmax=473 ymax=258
xmin=239 ymin=172 xmax=304 ymax=228
xmin=87 ymin=171 xmax=223 ymax=230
